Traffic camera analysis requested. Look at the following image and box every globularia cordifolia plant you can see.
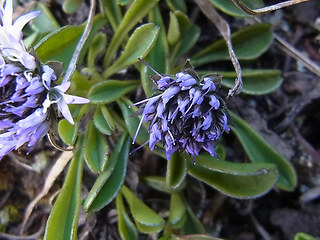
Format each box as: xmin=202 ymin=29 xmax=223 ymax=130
xmin=0 ymin=0 xmax=307 ymax=239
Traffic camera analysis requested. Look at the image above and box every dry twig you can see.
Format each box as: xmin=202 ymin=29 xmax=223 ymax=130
xmin=230 ymin=0 xmax=311 ymax=15
xmin=194 ymin=0 xmax=243 ymax=99
xmin=62 ymin=0 xmax=96 ymax=83
xmin=20 ymin=150 xmax=73 ymax=234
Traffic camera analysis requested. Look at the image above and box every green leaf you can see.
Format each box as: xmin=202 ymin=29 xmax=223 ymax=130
xmin=208 ymin=0 xmax=264 ymax=17
xmin=181 ymin=205 xmax=205 ymax=235
xmin=87 ymin=34 xmax=107 ymax=68
xmin=89 ymin=80 xmax=140 ymax=103
xmin=121 ymin=185 xmax=165 ymax=233
xmin=101 ymin=0 xmax=122 ymax=31
xmin=167 ymin=12 xmax=180 ymax=46
xmin=141 ymin=6 xmax=169 ymax=97
xmin=191 ymin=24 xmax=273 ymax=66
xmin=104 ymin=0 xmax=159 ymax=67
xmin=116 ymin=194 xmax=139 ymax=240
xmin=174 ymin=235 xmax=224 ymax=240
xmin=35 ymin=15 xmax=107 ymax=71
xmin=199 ymin=69 xmax=282 ymax=95
xmin=118 ymin=0 xmax=134 ymax=5
xmin=188 ymin=155 xmax=278 ymax=198
xmin=84 ymin=133 xmax=130 ymax=211
xmin=294 ymin=232 xmax=317 ymax=240
xmin=230 ymin=112 xmax=297 ymax=191
xmin=44 ymin=146 xmax=84 ymax=240
xmin=166 ymin=152 xmax=187 ymax=190
xmin=93 ymin=105 xmax=115 ymax=135
xmin=142 ymin=176 xmax=186 ymax=193
xmin=32 ymin=2 xmax=60 ymax=33
xmin=118 ymin=98 xmax=149 ymax=146
xmin=169 ymin=193 xmax=186 ymax=227
xmin=84 ymin=122 xmax=109 ymax=173
xmin=104 ymin=23 xmax=160 ymax=78
xmin=172 ymin=11 xmax=200 ymax=61
xmin=63 ymin=0 xmax=83 ymax=14
xmin=58 ymin=119 xmax=78 ymax=146
xmin=165 ymin=0 xmax=187 ymax=12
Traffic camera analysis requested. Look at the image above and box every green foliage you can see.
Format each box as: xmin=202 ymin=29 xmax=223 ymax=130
xmin=103 ymin=0 xmax=159 ymax=67
xmin=103 ymin=23 xmax=160 ymax=78
xmin=188 ymin=154 xmax=278 ymax=198
xmin=230 ymin=112 xmax=297 ymax=191
xmin=89 ymin=80 xmax=140 ymax=103
xmin=84 ymin=133 xmax=130 ymax=211
xmin=294 ymin=232 xmax=317 ymax=240
xmin=35 ymin=14 xmax=107 ymax=71
xmin=121 ymin=185 xmax=165 ymax=233
xmin=58 ymin=119 xmax=78 ymax=145
xmin=23 ymin=0 xmax=301 ymax=239
xmin=84 ymin=122 xmax=109 ymax=173
xmin=208 ymin=0 xmax=264 ymax=17
xmin=191 ymin=23 xmax=273 ymax=66
xmin=44 ymin=138 xmax=84 ymax=240
xmin=199 ymin=69 xmax=283 ymax=95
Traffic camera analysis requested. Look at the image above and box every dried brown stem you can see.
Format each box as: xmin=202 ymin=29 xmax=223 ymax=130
xmin=230 ymin=0 xmax=312 ymax=15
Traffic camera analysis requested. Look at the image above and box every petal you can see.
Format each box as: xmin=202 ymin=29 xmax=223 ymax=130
xmin=209 ymin=95 xmax=220 ymax=110
xmin=162 ymin=86 xmax=180 ymax=104
xmin=54 ymin=82 xmax=71 ymax=93
xmin=203 ymin=141 xmax=217 ymax=157
xmin=62 ymin=94 xmax=90 ymax=104
xmin=2 ymin=0 xmax=13 ymax=27
xmin=12 ymin=10 xmax=41 ymax=34
xmin=57 ymin=100 xmax=74 ymax=125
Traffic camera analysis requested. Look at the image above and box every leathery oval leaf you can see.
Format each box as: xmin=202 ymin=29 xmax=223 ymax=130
xmin=142 ymin=176 xmax=186 ymax=193
xmin=165 ymin=0 xmax=187 ymax=12
xmin=84 ymin=122 xmax=109 ymax=173
xmin=58 ymin=119 xmax=78 ymax=146
xmin=35 ymin=15 xmax=107 ymax=71
xmin=104 ymin=23 xmax=159 ymax=78
xmin=44 ymin=141 xmax=84 ymax=240
xmin=63 ymin=0 xmax=82 ymax=14
xmin=89 ymin=80 xmax=140 ymax=103
xmin=173 ymin=11 xmax=200 ymax=59
xmin=222 ymin=69 xmax=282 ymax=95
xmin=181 ymin=205 xmax=206 ymax=235
xmin=116 ymin=194 xmax=139 ymax=240
xmin=191 ymin=24 xmax=273 ymax=66
xmin=84 ymin=133 xmax=130 ymax=211
xmin=230 ymin=111 xmax=297 ymax=191
xmin=199 ymin=69 xmax=282 ymax=95
xmin=118 ymin=97 xmax=149 ymax=146
xmin=104 ymin=0 xmax=159 ymax=66
xmin=169 ymin=193 xmax=186 ymax=227
xmin=208 ymin=0 xmax=264 ymax=17
xmin=166 ymin=152 xmax=188 ymax=190
xmin=101 ymin=0 xmax=122 ymax=31
xmin=174 ymin=235 xmax=224 ymax=240
xmin=93 ymin=105 xmax=115 ymax=135
xmin=141 ymin=6 xmax=169 ymax=97
xmin=188 ymin=157 xmax=278 ymax=199
xmin=167 ymin=12 xmax=180 ymax=46
xmin=121 ymin=185 xmax=165 ymax=233
xmin=32 ymin=2 xmax=60 ymax=33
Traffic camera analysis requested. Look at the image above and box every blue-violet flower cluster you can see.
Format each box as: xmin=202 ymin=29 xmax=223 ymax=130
xmin=132 ymin=61 xmax=230 ymax=160
xmin=0 ymin=0 xmax=89 ymax=159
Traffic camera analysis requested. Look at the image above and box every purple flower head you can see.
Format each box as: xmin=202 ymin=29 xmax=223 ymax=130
xmin=131 ymin=59 xmax=230 ymax=161
xmin=0 ymin=0 xmax=90 ymax=159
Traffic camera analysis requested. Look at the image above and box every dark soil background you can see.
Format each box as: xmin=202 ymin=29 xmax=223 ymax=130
xmin=1 ymin=0 xmax=320 ymax=239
